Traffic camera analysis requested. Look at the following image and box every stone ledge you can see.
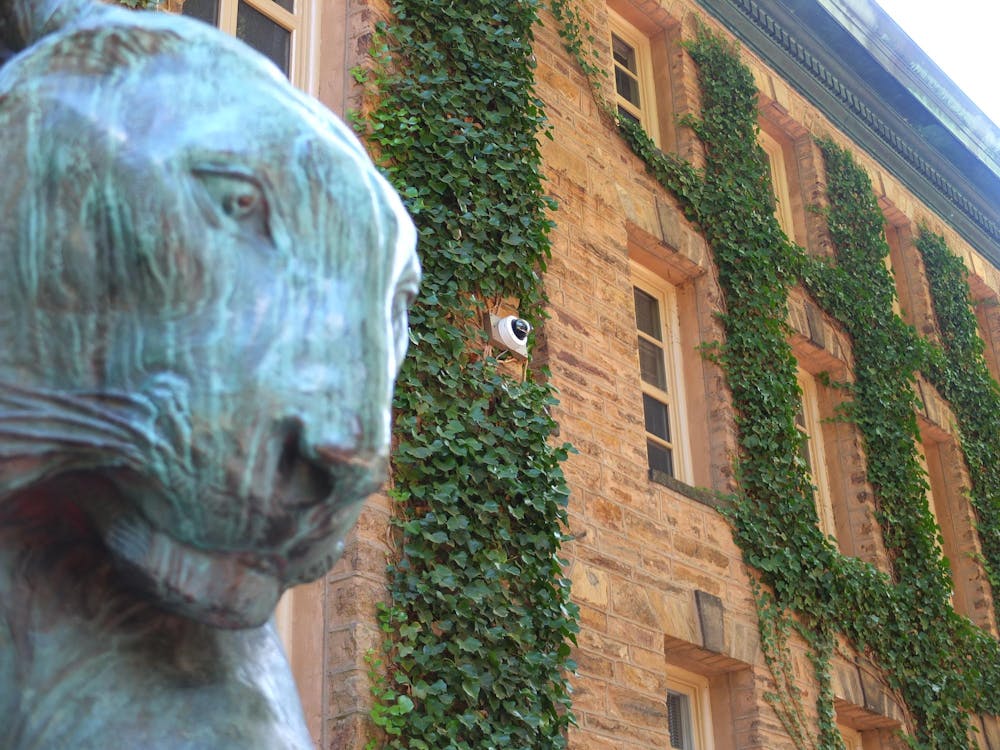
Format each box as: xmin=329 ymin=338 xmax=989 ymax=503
xmin=649 ymin=469 xmax=733 ymax=511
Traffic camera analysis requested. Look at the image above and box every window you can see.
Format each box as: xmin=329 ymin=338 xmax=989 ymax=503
xmin=182 ymin=0 xmax=313 ymax=89
xmin=759 ymin=129 xmax=797 ymax=241
xmin=610 ymin=11 xmax=660 ymax=145
xmin=838 ymin=723 xmax=863 ymax=750
xmin=883 ymin=225 xmax=906 ymax=318
xmin=633 ymin=268 xmax=691 ymax=482
xmin=666 ymin=666 xmax=714 ymax=750
xmin=915 ymin=440 xmax=957 ymax=606
xmin=914 ymin=442 xmax=941 ymax=546
xmin=666 ymin=690 xmax=695 ymax=749
xmin=796 ymin=370 xmax=836 ymax=540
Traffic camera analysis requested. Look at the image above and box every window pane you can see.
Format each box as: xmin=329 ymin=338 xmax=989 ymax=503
xmin=272 ymin=0 xmax=294 ymax=13
xmin=182 ymin=0 xmax=220 ymax=26
xmin=633 ymin=287 xmax=662 ymax=339
xmin=799 ymin=436 xmax=813 ymax=474
xmin=667 ymin=691 xmax=693 ymax=750
xmin=237 ymin=1 xmax=291 ymax=76
xmin=638 ymin=338 xmax=667 ymax=390
xmin=618 ymin=105 xmax=641 ymax=125
xmin=612 ymin=34 xmax=638 ymax=74
xmin=615 ymin=68 xmax=641 ymax=108
xmin=647 ymin=440 xmax=674 ymax=478
xmin=643 ymin=394 xmax=670 ymax=442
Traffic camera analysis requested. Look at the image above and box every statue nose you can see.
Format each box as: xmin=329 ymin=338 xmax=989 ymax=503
xmin=278 ymin=413 xmax=383 ymax=471
xmin=312 ymin=441 xmax=375 ymax=470
xmin=272 ymin=415 xmax=386 ymax=511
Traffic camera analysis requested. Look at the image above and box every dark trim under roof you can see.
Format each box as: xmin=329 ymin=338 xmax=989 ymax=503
xmin=697 ymin=0 xmax=1000 ymax=271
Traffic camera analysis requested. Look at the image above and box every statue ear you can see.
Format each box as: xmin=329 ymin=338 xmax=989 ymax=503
xmin=0 ymin=0 xmax=100 ymax=57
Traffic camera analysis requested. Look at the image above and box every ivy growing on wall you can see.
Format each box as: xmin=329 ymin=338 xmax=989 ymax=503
xmin=354 ymin=0 xmax=1000 ymax=745
xmin=917 ymin=227 xmax=1000 ymax=619
xmin=552 ymin=12 xmax=1000 ymax=750
xmin=803 ymin=140 xmax=993 ymax=748
xmin=356 ymin=1 xmax=578 ymax=747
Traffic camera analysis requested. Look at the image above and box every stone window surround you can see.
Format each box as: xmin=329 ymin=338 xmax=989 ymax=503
xmin=633 ymin=264 xmax=694 ymax=484
xmin=759 ymin=126 xmax=799 ymax=244
xmin=608 ymin=8 xmax=660 ymax=146
xmin=179 ymin=0 xmax=316 ymax=93
xmin=667 ymin=663 xmax=716 ymax=750
xmin=796 ymin=367 xmax=837 ymax=542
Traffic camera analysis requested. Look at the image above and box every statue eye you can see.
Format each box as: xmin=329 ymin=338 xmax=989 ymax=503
xmin=223 ymin=188 xmax=260 ymax=218
xmin=391 ymin=266 xmax=420 ymax=362
xmin=192 ymin=168 xmax=270 ymax=238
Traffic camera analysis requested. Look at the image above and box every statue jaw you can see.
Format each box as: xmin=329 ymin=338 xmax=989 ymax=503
xmin=101 ymin=510 xmax=285 ymax=629
xmin=92 ymin=468 xmax=376 ymax=629
xmin=0 ymin=377 xmax=391 ymax=629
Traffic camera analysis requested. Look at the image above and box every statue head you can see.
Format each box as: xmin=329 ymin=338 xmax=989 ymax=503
xmin=0 ymin=0 xmax=418 ymax=627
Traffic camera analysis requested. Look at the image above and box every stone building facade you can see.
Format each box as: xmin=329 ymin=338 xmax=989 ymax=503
xmin=184 ymin=0 xmax=1000 ymax=747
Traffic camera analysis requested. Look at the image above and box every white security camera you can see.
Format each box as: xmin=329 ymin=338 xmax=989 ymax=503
xmin=489 ymin=314 xmax=531 ymax=359
xmin=497 ymin=315 xmax=531 ymax=348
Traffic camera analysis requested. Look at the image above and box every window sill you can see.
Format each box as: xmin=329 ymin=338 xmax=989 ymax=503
xmin=649 ymin=469 xmax=732 ymax=511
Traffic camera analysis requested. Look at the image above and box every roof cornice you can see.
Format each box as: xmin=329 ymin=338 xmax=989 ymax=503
xmin=696 ymin=0 xmax=1000 ymax=269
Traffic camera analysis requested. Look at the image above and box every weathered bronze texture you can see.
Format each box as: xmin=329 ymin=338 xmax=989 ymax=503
xmin=0 ymin=0 xmax=418 ymax=745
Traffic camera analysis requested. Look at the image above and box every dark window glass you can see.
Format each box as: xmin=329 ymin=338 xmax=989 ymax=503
xmin=612 ymin=35 xmax=642 ymax=109
xmin=666 ymin=691 xmax=693 ymax=750
xmin=618 ymin=105 xmax=641 ymax=125
xmin=799 ymin=437 xmax=812 ymax=474
xmin=182 ymin=0 xmax=220 ymax=26
xmin=638 ymin=338 xmax=667 ymax=391
xmin=796 ymin=401 xmax=813 ymax=474
xmin=633 ymin=287 xmax=662 ymax=339
xmin=643 ymin=394 xmax=670 ymax=442
xmin=237 ymin=1 xmax=291 ymax=76
xmin=612 ymin=34 xmax=638 ymax=74
xmin=647 ymin=440 xmax=674 ymax=478
xmin=615 ymin=69 xmax=641 ymax=108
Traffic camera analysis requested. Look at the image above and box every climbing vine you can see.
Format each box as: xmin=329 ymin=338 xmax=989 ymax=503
xmin=353 ymin=0 xmax=1000 ymax=746
xmin=917 ymin=227 xmax=1000 ymax=618
xmin=549 ymin=12 xmax=1000 ymax=750
xmin=804 ymin=139 xmax=992 ymax=747
xmin=356 ymin=1 xmax=578 ymax=747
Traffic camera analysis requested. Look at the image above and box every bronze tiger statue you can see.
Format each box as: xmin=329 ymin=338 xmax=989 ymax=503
xmin=0 ymin=0 xmax=418 ymax=745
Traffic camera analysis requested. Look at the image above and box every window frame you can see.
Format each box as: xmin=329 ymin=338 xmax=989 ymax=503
xmin=914 ymin=441 xmax=942 ymax=546
xmin=633 ymin=266 xmax=692 ymax=484
xmin=666 ymin=665 xmax=715 ymax=750
xmin=883 ymin=225 xmax=905 ymax=318
xmin=837 ymin=723 xmax=864 ymax=750
xmin=914 ymin=438 xmax=958 ymax=606
xmin=759 ymin=128 xmax=797 ymax=241
xmin=796 ymin=369 xmax=837 ymax=541
xmin=609 ymin=10 xmax=660 ymax=147
xmin=185 ymin=0 xmax=316 ymax=92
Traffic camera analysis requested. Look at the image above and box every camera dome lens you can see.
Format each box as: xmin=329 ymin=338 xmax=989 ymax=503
xmin=511 ymin=319 xmax=530 ymax=340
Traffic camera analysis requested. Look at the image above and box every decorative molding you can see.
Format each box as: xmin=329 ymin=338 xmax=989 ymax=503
xmin=697 ymin=0 xmax=1000 ymax=268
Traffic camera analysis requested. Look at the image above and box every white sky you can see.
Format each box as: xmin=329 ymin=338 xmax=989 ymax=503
xmin=873 ymin=0 xmax=1000 ymax=128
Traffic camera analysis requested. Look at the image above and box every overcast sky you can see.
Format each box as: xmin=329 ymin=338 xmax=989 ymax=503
xmin=874 ymin=0 xmax=1000 ymax=128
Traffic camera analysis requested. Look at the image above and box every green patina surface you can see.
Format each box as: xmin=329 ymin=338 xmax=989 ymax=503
xmin=0 ymin=0 xmax=418 ymax=746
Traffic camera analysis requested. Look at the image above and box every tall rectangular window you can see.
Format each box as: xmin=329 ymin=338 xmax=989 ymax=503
xmin=915 ymin=440 xmax=957 ymax=606
xmin=667 ymin=690 xmax=695 ymax=749
xmin=759 ymin=129 xmax=797 ymax=241
xmin=666 ymin=666 xmax=714 ymax=750
xmin=797 ymin=370 xmax=837 ymax=540
xmin=182 ymin=0 xmax=313 ymax=90
xmin=838 ymin=724 xmax=864 ymax=750
xmin=633 ymin=269 xmax=689 ymax=482
xmin=610 ymin=11 xmax=660 ymax=145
